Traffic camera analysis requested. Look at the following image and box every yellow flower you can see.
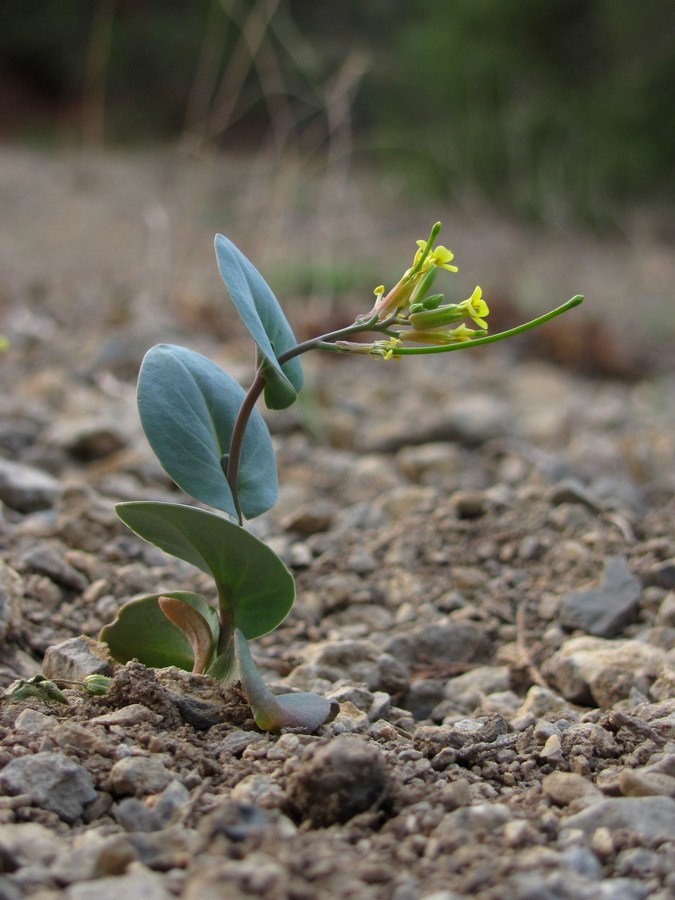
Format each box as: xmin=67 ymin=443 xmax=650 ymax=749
xmin=414 ymin=242 xmax=459 ymax=274
xmin=456 ymin=286 xmax=489 ymax=329
xmin=366 ymin=224 xmax=459 ymax=321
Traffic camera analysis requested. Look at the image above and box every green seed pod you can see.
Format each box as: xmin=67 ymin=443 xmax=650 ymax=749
xmin=409 ymin=265 xmax=438 ymax=305
xmin=410 ymin=294 xmax=445 ymax=315
xmin=408 ymin=304 xmax=464 ymax=330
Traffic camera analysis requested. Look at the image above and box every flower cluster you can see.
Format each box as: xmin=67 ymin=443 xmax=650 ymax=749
xmin=367 ymin=224 xmax=460 ymax=322
xmin=351 ymin=225 xmax=489 ymax=358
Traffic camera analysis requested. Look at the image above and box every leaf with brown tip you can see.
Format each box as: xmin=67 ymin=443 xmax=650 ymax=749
xmin=158 ymin=596 xmax=215 ymax=675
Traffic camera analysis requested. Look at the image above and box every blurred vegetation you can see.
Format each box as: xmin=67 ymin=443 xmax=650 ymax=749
xmin=1 ymin=0 xmax=673 ymax=226
xmin=383 ymin=0 xmax=675 ymax=224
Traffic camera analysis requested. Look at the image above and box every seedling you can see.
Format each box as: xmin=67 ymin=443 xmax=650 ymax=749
xmin=100 ymin=224 xmax=582 ymax=730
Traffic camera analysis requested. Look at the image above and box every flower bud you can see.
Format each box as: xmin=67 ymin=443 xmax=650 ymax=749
xmin=82 ymin=674 xmax=113 ymax=696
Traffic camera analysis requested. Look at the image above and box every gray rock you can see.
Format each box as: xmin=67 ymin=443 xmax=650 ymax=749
xmin=614 ymin=846 xmax=669 ymax=879
xmin=280 ymin=501 xmax=334 ymax=535
xmin=230 ymin=774 xmax=287 ymax=810
xmin=0 ymin=752 xmax=96 ymax=823
xmin=428 ymin=394 xmax=512 ymax=447
xmin=6 ymin=863 xmax=55 ymax=895
xmin=513 ymin=685 xmax=578 ymax=724
xmin=452 ymin=489 xmax=489 ymax=519
xmin=42 ymin=635 xmax=114 ymax=682
xmin=442 ymin=665 xmax=511 ymax=712
xmin=166 ymin=692 xmax=229 ymax=730
xmin=47 ymin=418 xmax=127 ymax=462
xmin=542 ymin=771 xmax=603 ymax=808
xmin=152 ymin=779 xmax=190 ymax=827
xmin=384 ymin=622 xmax=493 ymax=668
xmin=397 ymin=442 xmax=463 ymax=482
xmin=656 ymin=591 xmax=675 ymax=626
xmin=588 ymin=665 xmax=643 ymax=709
xmin=14 ymin=708 xmax=57 ymax=734
xmin=365 ymin=393 xmax=509 ymax=452
xmin=110 ymin=756 xmax=173 ymax=797
xmin=542 ymin=636 xmax=665 ymax=705
xmin=51 ymin=832 xmax=138 ymax=883
xmin=401 ymin=678 xmax=446 ymax=719
xmin=592 ymin=879 xmax=651 ymax=900
xmin=539 ymin=732 xmax=563 ymax=761
xmin=559 ymin=555 xmax=641 ymax=637
xmin=114 ymin=797 xmax=163 ymax=833
xmin=510 ymin=872 xmax=649 ymax=900
xmin=90 ymin=704 xmax=164 ymax=728
xmin=646 ymin=558 xmax=675 ymax=590
xmin=619 ymin=767 xmax=675 ymax=799
xmin=0 ymin=822 xmax=66 ymax=868
xmin=18 ymin=542 xmax=88 ymax=591
xmin=55 ymin=483 xmax=122 ymax=553
xmin=637 ymin=698 xmax=675 ymax=739
xmin=345 ymin=549 xmax=377 ymax=575
xmin=560 ymin=844 xmax=602 ymax=878
xmin=0 ymin=458 xmax=61 ymax=512
xmin=64 ymin=871 xmax=172 ymax=900
xmin=328 ymin=684 xmax=377 ymax=712
xmin=288 ymin=542 xmax=313 ymax=568
xmin=198 ymin=802 xmax=271 ymax=843
xmin=287 ymin=639 xmax=409 ymax=694
xmin=328 ymin=700 xmax=370 ymax=734
xmin=217 ymin=730 xmax=265 ymax=757
xmin=562 ymin=796 xmax=675 ymax=841
xmin=125 ymin=824 xmax=197 ymax=871
xmin=0 ymin=875 xmax=20 ymax=900
xmin=437 ymin=802 xmax=512 ymax=835
xmin=644 ymin=752 xmax=675 ymax=778
xmin=547 ymin=478 xmax=602 ymax=511
xmin=0 ymin=563 xmax=22 ymax=641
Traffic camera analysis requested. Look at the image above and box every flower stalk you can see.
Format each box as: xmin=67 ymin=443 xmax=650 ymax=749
xmin=224 ymin=223 xmax=583 ymax=520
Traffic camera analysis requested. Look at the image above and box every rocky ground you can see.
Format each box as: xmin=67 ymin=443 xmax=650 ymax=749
xmin=0 ymin=150 xmax=674 ymax=898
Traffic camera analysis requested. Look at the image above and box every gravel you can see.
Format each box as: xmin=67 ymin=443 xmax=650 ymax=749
xmin=0 ymin=150 xmax=674 ymax=898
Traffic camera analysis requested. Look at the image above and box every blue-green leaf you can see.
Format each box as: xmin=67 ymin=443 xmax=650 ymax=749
xmin=138 ymin=344 xmax=277 ymax=520
xmin=115 ymin=501 xmax=295 ymax=640
xmin=214 ymin=234 xmax=303 ymax=410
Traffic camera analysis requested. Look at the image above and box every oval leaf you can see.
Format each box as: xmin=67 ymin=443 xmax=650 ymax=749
xmin=138 ymin=344 xmax=278 ymax=520
xmin=100 ymin=591 xmax=219 ymax=671
xmin=214 ymin=234 xmax=303 ymax=410
xmin=234 ymin=629 xmax=337 ymax=731
xmin=115 ymin=501 xmax=295 ymax=639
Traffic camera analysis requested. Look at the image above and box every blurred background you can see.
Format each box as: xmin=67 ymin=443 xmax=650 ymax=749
xmin=1 ymin=0 xmax=674 ymax=375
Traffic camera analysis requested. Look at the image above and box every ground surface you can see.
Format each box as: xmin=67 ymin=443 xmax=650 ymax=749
xmin=0 ymin=150 xmax=674 ymax=899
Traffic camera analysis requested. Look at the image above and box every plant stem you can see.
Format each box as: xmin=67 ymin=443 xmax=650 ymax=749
xmin=388 ymin=295 xmax=584 ymax=356
xmin=225 ymin=314 xmax=384 ymax=520
xmin=225 ymin=297 xmax=582 ymax=517
xmin=225 ymin=371 xmax=267 ymax=524
xmin=276 ymin=313 xmax=382 ymax=363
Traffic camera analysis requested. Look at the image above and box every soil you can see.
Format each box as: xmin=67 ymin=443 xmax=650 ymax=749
xmin=0 ymin=149 xmax=674 ymax=899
